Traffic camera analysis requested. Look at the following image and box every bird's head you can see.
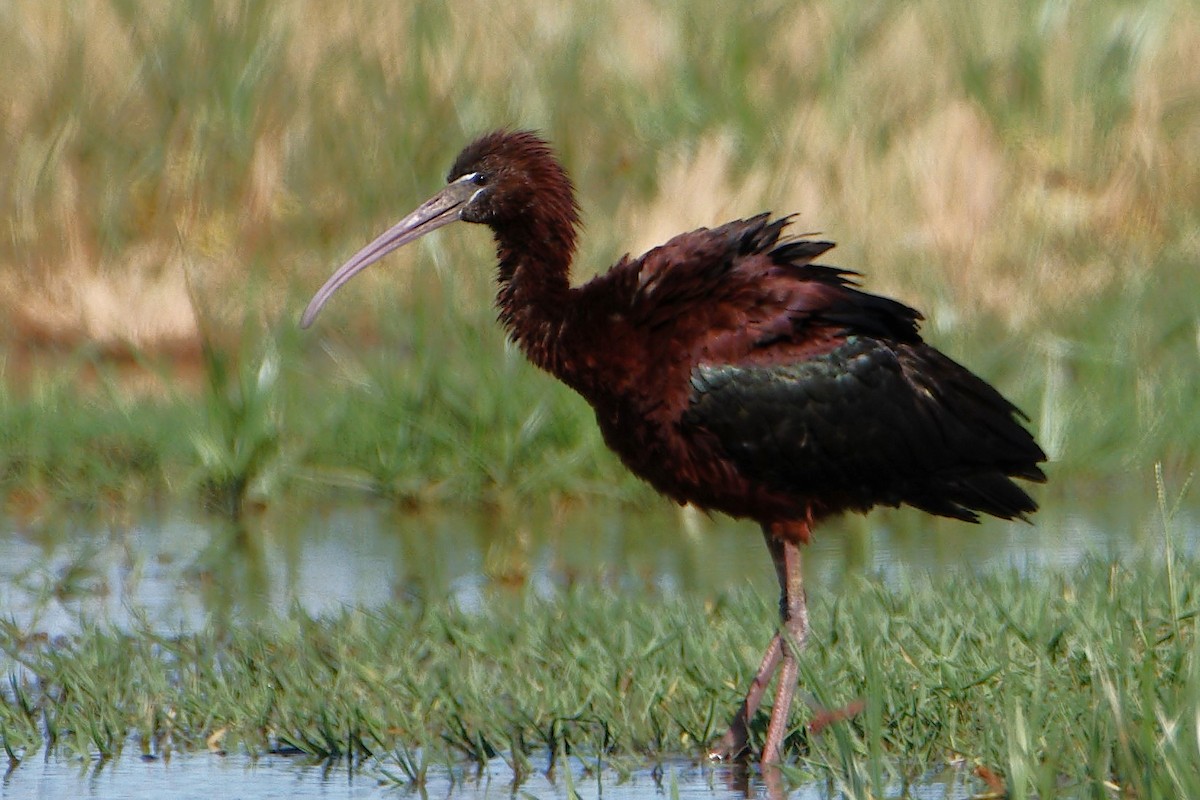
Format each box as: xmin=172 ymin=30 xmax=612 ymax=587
xmin=301 ymin=129 xmax=578 ymax=328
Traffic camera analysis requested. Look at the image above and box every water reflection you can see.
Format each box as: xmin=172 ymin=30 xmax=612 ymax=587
xmin=0 ymin=486 xmax=1195 ymax=636
xmin=0 ymin=747 xmax=985 ymax=800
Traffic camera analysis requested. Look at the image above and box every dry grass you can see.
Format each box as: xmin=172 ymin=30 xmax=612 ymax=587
xmin=1 ymin=0 xmax=1197 ymax=355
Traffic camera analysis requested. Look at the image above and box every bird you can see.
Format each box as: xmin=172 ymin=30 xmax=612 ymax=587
xmin=300 ymin=129 xmax=1047 ymax=765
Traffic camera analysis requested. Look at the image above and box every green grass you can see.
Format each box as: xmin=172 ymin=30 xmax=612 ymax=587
xmin=0 ymin=295 xmax=644 ymax=515
xmin=2 ymin=547 xmax=1197 ymax=797
xmin=2 ymin=259 xmax=1195 ymax=516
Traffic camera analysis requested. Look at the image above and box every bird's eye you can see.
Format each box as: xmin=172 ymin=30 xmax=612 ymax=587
xmin=472 ymin=173 xmax=488 ymax=186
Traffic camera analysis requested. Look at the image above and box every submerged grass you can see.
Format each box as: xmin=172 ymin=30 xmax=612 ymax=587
xmin=1 ymin=549 xmax=1197 ymax=797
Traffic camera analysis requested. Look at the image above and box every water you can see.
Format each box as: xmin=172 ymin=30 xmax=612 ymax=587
xmin=1 ymin=488 xmax=1196 ymax=799
xmin=1 ymin=748 xmax=982 ymax=800
xmin=1 ymin=489 xmax=1193 ymax=636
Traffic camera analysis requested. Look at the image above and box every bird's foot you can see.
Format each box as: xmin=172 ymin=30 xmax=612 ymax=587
xmin=806 ymin=697 xmax=865 ymax=735
xmin=707 ymin=720 xmax=750 ymax=762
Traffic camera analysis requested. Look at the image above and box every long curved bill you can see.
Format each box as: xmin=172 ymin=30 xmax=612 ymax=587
xmin=300 ymin=176 xmax=479 ymax=328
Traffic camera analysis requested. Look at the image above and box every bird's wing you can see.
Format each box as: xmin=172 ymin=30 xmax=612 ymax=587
xmin=603 ymin=214 xmax=1043 ymax=521
xmin=682 ymin=335 xmax=1046 ymax=522
xmin=623 ymin=215 xmax=923 ymax=351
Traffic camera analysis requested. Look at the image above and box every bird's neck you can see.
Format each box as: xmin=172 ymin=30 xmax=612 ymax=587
xmin=492 ymin=219 xmax=576 ymax=377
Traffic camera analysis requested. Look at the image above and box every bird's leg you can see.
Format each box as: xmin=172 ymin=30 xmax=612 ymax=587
xmin=708 ymin=632 xmax=782 ymax=759
xmin=709 ymin=524 xmax=809 ymax=763
xmin=761 ymin=528 xmax=808 ymax=766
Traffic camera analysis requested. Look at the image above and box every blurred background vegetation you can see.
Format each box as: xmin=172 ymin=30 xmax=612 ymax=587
xmin=0 ymin=0 xmax=1197 ymax=516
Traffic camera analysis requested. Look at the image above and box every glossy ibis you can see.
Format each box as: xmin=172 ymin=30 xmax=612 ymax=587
xmin=301 ymin=130 xmax=1046 ymax=764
